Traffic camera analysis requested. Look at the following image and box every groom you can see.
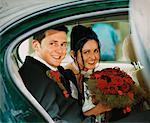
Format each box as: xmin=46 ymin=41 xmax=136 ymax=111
xmin=19 ymin=25 xmax=85 ymax=123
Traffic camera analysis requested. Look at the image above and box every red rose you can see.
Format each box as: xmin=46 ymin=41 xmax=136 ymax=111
xmin=49 ymin=70 xmax=60 ymax=82
xmin=121 ymin=83 xmax=130 ymax=93
xmin=123 ymin=106 xmax=131 ymax=113
xmin=118 ymin=90 xmax=123 ymax=95
xmin=128 ymin=92 xmax=134 ymax=100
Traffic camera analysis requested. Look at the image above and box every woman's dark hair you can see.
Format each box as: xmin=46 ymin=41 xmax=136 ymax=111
xmin=70 ymin=25 xmax=101 ymax=71
xmin=70 ymin=25 xmax=100 ymax=55
xmin=71 ymin=25 xmax=100 ymax=56
xmin=33 ymin=25 xmax=68 ymax=43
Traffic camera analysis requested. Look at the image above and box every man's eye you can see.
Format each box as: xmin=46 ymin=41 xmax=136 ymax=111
xmin=49 ymin=42 xmax=57 ymax=46
xmin=61 ymin=43 xmax=67 ymax=48
xmin=49 ymin=42 xmax=54 ymax=45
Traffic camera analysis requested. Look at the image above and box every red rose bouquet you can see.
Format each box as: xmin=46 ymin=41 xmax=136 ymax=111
xmin=86 ymin=68 xmax=145 ymax=113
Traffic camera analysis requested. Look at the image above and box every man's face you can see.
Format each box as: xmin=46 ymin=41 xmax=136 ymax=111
xmin=34 ymin=30 xmax=67 ymax=67
xmin=76 ymin=39 xmax=100 ymax=70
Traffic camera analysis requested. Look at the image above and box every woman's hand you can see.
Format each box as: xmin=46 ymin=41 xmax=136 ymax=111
xmin=83 ymin=103 xmax=111 ymax=116
xmin=95 ymin=103 xmax=111 ymax=115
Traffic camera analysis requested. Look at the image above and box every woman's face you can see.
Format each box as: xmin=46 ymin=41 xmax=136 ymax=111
xmin=76 ymin=39 xmax=100 ymax=70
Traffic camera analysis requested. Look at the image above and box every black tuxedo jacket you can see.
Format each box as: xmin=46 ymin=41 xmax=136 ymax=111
xmin=19 ymin=56 xmax=84 ymax=123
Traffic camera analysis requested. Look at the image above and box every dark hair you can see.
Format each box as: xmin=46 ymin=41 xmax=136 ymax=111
xmin=33 ymin=25 xmax=68 ymax=43
xmin=71 ymin=25 xmax=100 ymax=57
xmin=70 ymin=25 xmax=101 ymax=71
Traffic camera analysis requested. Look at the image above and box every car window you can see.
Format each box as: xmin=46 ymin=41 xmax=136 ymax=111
xmin=18 ymin=21 xmax=130 ymax=65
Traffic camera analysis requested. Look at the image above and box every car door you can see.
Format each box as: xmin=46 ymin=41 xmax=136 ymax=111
xmin=0 ymin=0 xmax=131 ymax=122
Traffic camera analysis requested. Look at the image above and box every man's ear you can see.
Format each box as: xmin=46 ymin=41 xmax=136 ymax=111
xmin=32 ymin=40 xmax=40 ymax=50
xmin=70 ymin=50 xmax=76 ymax=59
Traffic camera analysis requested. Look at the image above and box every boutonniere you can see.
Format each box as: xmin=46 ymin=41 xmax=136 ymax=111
xmin=47 ymin=70 xmax=61 ymax=82
xmin=46 ymin=70 xmax=69 ymax=98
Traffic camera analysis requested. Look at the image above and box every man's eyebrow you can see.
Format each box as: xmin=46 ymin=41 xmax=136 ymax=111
xmin=49 ymin=40 xmax=58 ymax=42
xmin=50 ymin=40 xmax=67 ymax=43
xmin=63 ymin=41 xmax=67 ymax=43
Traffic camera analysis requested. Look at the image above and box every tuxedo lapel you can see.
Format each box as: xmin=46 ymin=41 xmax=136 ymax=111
xmin=57 ymin=66 xmax=71 ymax=94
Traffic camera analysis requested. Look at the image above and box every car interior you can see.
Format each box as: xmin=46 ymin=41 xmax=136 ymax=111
xmin=6 ymin=8 xmax=150 ymax=121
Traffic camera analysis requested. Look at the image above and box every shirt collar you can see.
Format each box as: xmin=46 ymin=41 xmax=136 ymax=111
xmin=31 ymin=53 xmax=57 ymax=71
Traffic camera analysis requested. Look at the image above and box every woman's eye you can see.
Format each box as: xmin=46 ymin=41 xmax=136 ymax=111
xmin=83 ymin=51 xmax=89 ymax=54
xmin=94 ymin=49 xmax=99 ymax=53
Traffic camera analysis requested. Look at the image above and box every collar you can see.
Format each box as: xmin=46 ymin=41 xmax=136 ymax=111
xmin=31 ymin=53 xmax=57 ymax=71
